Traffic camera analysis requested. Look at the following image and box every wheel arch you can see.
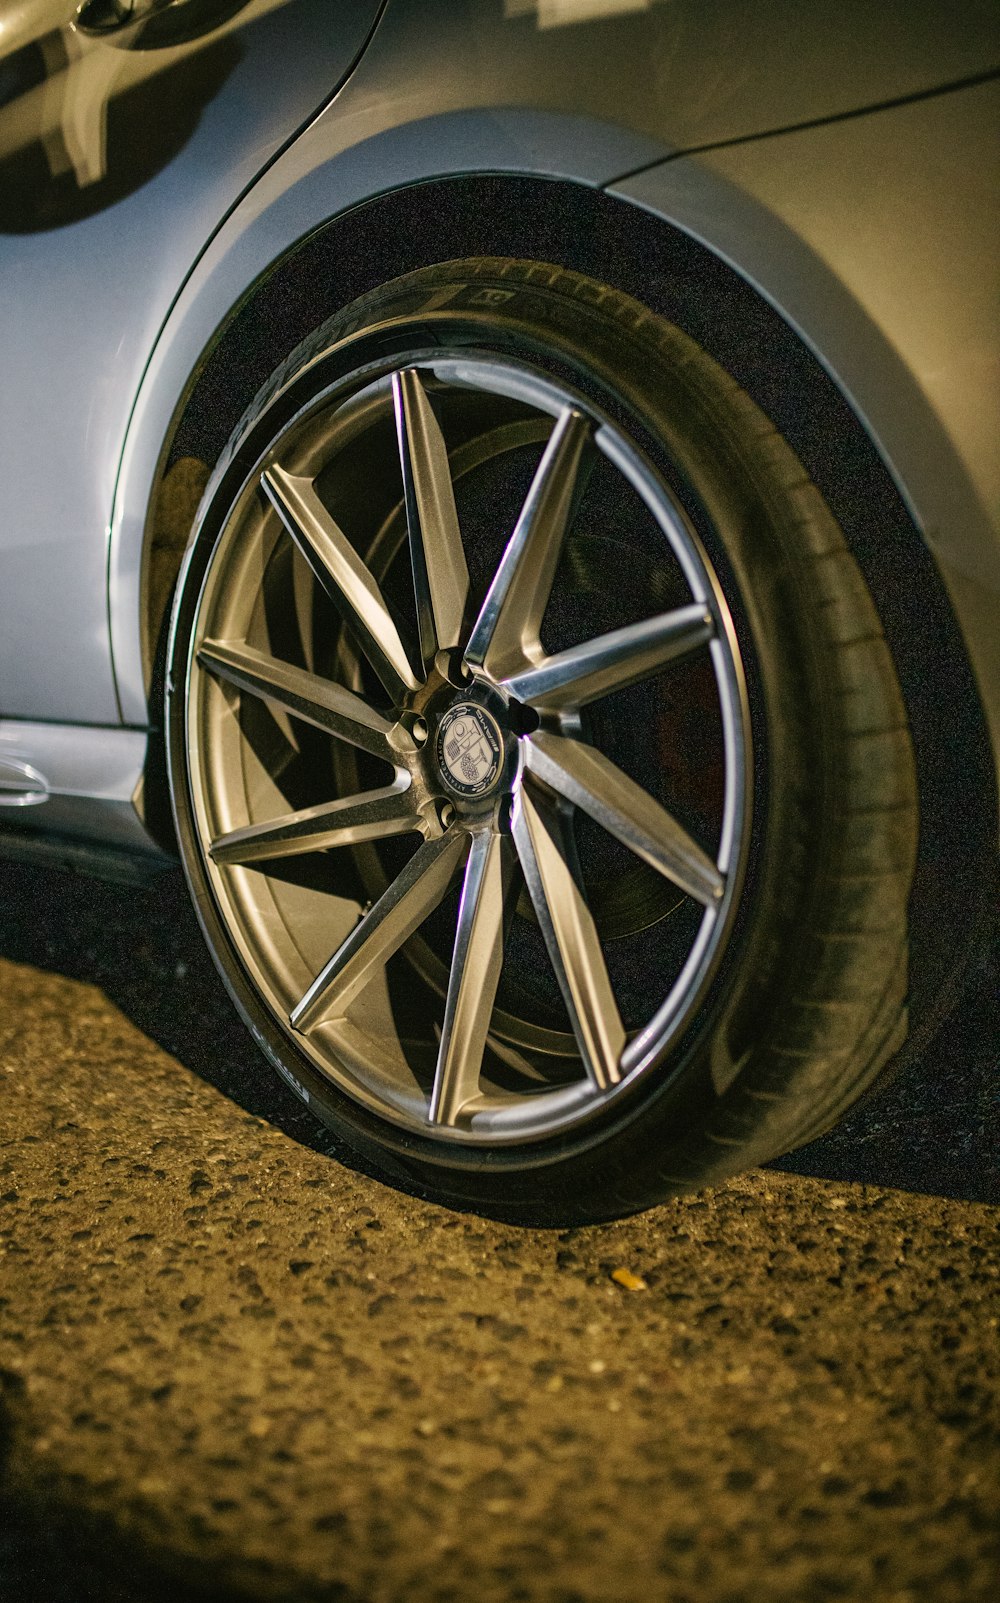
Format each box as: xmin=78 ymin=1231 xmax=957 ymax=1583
xmin=116 ymin=164 xmax=996 ymax=1048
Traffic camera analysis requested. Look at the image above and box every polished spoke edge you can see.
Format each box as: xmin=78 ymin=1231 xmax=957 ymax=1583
xmin=429 ymin=828 xmax=514 ymax=1126
xmin=465 ymin=407 xmax=590 ymax=682
xmin=511 ymin=783 xmax=625 ymax=1091
xmin=261 ymin=463 xmax=419 ymax=700
xmin=503 ymin=603 xmax=713 ymax=710
xmin=196 ymin=638 xmax=411 ymax=763
xmin=393 ymin=368 xmax=470 ymax=673
xmin=209 ymin=780 xmax=422 ymax=867
xmin=525 ymin=732 xmax=724 ymax=907
xmin=290 ymin=831 xmax=468 ymax=1034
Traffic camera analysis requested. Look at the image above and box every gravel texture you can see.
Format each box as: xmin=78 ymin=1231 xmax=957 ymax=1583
xmin=0 ymin=861 xmax=997 ymax=1603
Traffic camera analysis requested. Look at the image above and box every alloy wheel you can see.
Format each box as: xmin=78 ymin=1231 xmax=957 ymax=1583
xmin=182 ymin=352 xmax=751 ymax=1145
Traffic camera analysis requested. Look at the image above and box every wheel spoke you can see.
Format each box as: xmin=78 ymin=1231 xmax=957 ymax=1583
xmin=525 ymin=732 xmax=724 ymax=907
xmin=464 ymin=408 xmax=590 ymax=681
xmin=261 ymin=463 xmax=419 ymax=700
xmin=196 ymin=639 xmax=407 ymax=763
xmin=209 ymin=780 xmax=421 ymax=867
xmin=504 ymin=603 xmax=713 ymax=710
xmin=393 ymin=369 xmax=470 ymax=673
xmin=511 ymin=782 xmax=624 ymax=1091
xmin=429 ymin=828 xmax=516 ymax=1126
xmin=290 ymin=831 xmax=468 ymax=1033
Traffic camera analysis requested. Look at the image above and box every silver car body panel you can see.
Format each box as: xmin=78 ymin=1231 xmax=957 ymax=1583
xmin=0 ymin=0 xmax=384 ymax=725
xmin=0 ymin=0 xmax=997 ymax=849
xmin=612 ymin=79 xmax=1000 ymax=776
xmin=0 ymin=719 xmax=153 ymax=847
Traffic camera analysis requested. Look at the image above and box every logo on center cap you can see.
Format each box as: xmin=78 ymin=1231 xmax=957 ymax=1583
xmin=437 ymin=704 xmax=504 ymax=798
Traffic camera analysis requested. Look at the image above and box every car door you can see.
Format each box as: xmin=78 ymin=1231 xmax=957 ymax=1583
xmin=0 ymin=0 xmax=384 ymax=725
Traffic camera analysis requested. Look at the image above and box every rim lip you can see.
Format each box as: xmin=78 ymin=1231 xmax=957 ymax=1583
xmin=180 ymin=344 xmax=752 ymax=1147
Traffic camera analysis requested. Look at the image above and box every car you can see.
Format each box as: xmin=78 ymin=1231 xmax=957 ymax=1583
xmin=1 ymin=0 xmax=997 ymax=1224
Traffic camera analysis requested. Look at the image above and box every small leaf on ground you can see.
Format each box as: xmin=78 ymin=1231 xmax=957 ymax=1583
xmin=611 ymin=1267 xmax=647 ymax=1291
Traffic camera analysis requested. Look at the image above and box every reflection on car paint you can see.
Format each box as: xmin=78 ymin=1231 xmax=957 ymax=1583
xmin=0 ymin=0 xmax=263 ymax=228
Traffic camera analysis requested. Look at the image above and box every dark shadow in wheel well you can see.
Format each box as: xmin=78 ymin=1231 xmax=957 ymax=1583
xmin=141 ymin=173 xmax=998 ymax=1054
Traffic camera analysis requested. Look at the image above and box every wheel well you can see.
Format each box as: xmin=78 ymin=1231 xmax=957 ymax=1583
xmin=142 ymin=173 xmax=997 ymax=1047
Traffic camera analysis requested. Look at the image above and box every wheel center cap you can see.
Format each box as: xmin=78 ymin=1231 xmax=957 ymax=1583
xmin=436 ymin=703 xmax=506 ymax=798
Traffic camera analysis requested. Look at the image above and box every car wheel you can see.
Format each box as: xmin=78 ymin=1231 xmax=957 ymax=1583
xmin=165 ymin=258 xmax=918 ymax=1224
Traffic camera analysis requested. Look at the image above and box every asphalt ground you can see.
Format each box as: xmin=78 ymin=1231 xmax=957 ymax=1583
xmin=0 ymin=859 xmax=997 ymax=1603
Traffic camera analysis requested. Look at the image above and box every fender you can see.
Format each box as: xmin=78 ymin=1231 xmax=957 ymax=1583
xmin=108 ymin=104 xmax=669 ymax=726
xmin=612 ymin=81 xmax=1000 ymax=783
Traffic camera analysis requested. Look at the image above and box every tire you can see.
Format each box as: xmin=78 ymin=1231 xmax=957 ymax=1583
xmin=165 ymin=257 xmax=918 ymax=1225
